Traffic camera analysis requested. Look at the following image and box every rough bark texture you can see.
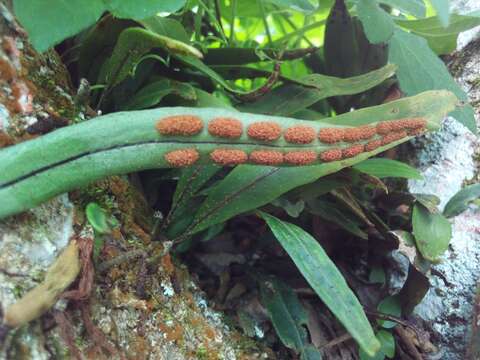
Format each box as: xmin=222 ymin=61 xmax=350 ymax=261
xmin=0 ymin=5 xmax=269 ymax=359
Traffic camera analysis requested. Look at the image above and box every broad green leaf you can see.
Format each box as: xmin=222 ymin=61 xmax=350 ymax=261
xmin=125 ymin=79 xmax=197 ymax=110
xmin=396 ymin=13 xmax=480 ymax=54
xmin=259 ymin=277 xmax=309 ymax=352
xmin=359 ymin=330 xmax=395 ymax=359
xmin=219 ymin=0 xmax=265 ymax=18
xmin=359 ymin=346 xmax=385 ymax=360
xmin=240 ymin=64 xmax=397 ymax=115
xmin=13 ymin=0 xmax=187 ymax=52
xmin=413 ymin=193 xmax=440 ymax=212
xmin=443 ymin=183 xmax=480 ymax=218
xmin=301 ymin=345 xmax=323 ymax=360
xmin=260 ymin=213 xmax=381 ymax=356
xmin=377 ymin=330 xmax=395 ymax=358
xmin=85 ymin=203 xmax=111 ymax=234
xmin=377 ymin=296 xmax=401 ymax=329
xmin=193 ymin=89 xmax=234 ymax=109
xmin=430 ymin=0 xmax=450 ymax=27
xmin=412 ymin=203 xmax=452 ymax=261
xmin=378 ymin=0 xmax=425 ymax=17
xmin=357 ymin=0 xmax=395 ymax=44
xmin=104 ymin=0 xmax=186 ymax=20
xmin=388 ymin=29 xmax=476 ymax=133
xmin=189 ymin=91 xmax=456 ymax=234
xmin=124 ymin=79 xmax=173 ymax=110
xmin=140 ymin=16 xmax=190 ymax=42
xmin=353 ymin=158 xmax=423 ymax=179
xmin=100 ymin=28 xmax=202 ymax=88
xmin=265 ymin=0 xmax=316 ymax=12
xmin=13 ymin=0 xmax=104 ymax=52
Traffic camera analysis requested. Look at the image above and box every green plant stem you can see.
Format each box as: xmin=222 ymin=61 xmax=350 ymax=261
xmin=229 ymin=0 xmax=237 ymax=44
xmin=258 ymin=0 xmax=273 ymax=46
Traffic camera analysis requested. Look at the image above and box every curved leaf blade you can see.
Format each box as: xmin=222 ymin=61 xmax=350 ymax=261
xmin=259 ymin=277 xmax=309 ymax=352
xmin=353 ymin=158 xmax=423 ymax=179
xmin=443 ymin=183 xmax=480 ymax=218
xmin=13 ymin=0 xmax=104 ymax=52
xmin=357 ymin=0 xmax=395 ymax=44
xmin=241 ymin=64 xmax=397 ymax=115
xmin=412 ymin=203 xmax=452 ymax=261
xmin=189 ymin=91 xmax=456 ymax=234
xmin=388 ymin=29 xmax=476 ymax=133
xmin=105 ymin=0 xmax=186 ymax=20
xmin=260 ymin=212 xmax=381 ymax=356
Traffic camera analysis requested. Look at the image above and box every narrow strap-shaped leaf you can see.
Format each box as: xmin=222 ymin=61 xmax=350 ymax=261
xmin=259 ymin=212 xmax=381 ymax=356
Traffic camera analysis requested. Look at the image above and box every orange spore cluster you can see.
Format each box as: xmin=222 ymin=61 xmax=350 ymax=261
xmin=365 ymin=139 xmax=382 ymax=152
xmin=342 ymin=125 xmax=376 ymax=143
xmin=376 ymin=118 xmax=426 ymax=135
xmin=407 ymin=127 xmax=425 ymax=136
xmin=156 ymin=115 xmax=203 ymax=136
xmin=165 ymin=149 xmax=199 ymax=167
xmin=318 ymin=128 xmax=344 ymax=144
xmin=284 ymin=150 xmax=317 ymax=165
xmin=249 ymin=150 xmax=284 ymax=165
xmin=381 ymin=131 xmax=408 ymax=145
xmin=319 ymin=149 xmax=343 ymax=162
xmin=210 ymin=149 xmax=248 ymax=165
xmin=284 ymin=125 xmax=316 ymax=144
xmin=342 ymin=144 xmax=365 ymax=158
xmin=247 ymin=121 xmax=282 ymax=141
xmin=208 ymin=117 xmax=243 ymax=138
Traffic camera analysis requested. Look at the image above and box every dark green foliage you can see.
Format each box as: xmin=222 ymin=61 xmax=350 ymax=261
xmin=10 ymin=0 xmax=477 ymax=357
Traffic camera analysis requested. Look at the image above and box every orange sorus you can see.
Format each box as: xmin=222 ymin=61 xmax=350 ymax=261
xmin=342 ymin=144 xmax=365 ymax=158
xmin=365 ymin=139 xmax=383 ymax=152
xmin=208 ymin=117 xmax=243 ymax=138
xmin=381 ymin=131 xmax=408 ymax=145
xmin=318 ymin=128 xmax=344 ymax=144
xmin=156 ymin=115 xmax=203 ymax=136
xmin=376 ymin=121 xmax=392 ymax=135
xmin=284 ymin=150 xmax=317 ymax=165
xmin=210 ymin=149 xmax=248 ymax=165
xmin=164 ymin=148 xmax=200 ymax=167
xmin=247 ymin=121 xmax=282 ymax=141
xmin=376 ymin=118 xmax=426 ymax=135
xmin=284 ymin=125 xmax=316 ymax=144
xmin=249 ymin=150 xmax=284 ymax=165
xmin=319 ymin=149 xmax=343 ymax=162
xmin=342 ymin=125 xmax=376 ymax=142
xmin=403 ymin=118 xmax=426 ymax=129
xmin=407 ymin=127 xmax=425 ymax=136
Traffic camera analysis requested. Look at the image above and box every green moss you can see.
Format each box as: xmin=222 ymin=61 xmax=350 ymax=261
xmin=196 ymin=345 xmax=208 ymax=359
